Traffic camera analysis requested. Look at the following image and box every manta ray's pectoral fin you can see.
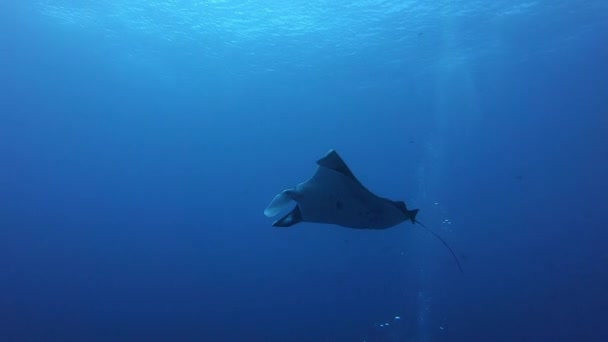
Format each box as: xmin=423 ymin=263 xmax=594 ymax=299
xmin=272 ymin=205 xmax=302 ymax=227
xmin=316 ymin=149 xmax=360 ymax=184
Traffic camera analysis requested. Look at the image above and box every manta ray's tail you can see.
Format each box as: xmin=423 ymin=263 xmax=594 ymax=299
xmin=414 ymin=220 xmax=464 ymax=273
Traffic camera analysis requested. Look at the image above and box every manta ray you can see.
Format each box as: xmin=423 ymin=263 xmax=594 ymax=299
xmin=264 ymin=149 xmax=463 ymax=272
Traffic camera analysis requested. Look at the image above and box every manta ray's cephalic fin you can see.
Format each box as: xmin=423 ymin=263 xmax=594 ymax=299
xmin=264 ymin=189 xmax=298 ymax=217
xmin=273 ymin=206 xmax=302 ymax=227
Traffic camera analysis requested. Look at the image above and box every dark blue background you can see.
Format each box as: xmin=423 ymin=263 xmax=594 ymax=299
xmin=1 ymin=1 xmax=607 ymax=341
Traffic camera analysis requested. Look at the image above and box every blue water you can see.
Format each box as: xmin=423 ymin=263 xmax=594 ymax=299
xmin=1 ymin=0 xmax=607 ymax=341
